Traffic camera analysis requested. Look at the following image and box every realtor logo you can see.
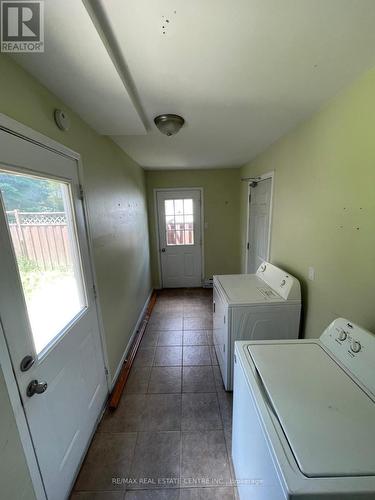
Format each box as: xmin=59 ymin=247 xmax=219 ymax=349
xmin=1 ymin=0 xmax=44 ymax=52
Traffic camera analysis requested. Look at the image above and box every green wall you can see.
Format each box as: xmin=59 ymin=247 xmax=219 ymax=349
xmin=0 ymin=54 xmax=151 ymax=498
xmin=146 ymin=168 xmax=241 ymax=287
xmin=240 ymin=67 xmax=375 ymax=338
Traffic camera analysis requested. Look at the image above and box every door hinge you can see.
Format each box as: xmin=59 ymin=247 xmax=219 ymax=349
xmin=92 ymin=283 xmax=97 ymax=299
xmin=104 ymin=367 xmax=109 ymax=376
xmin=79 ymin=184 xmax=84 ymax=201
xmin=224 ymin=315 xmax=226 ymax=324
xmin=247 ymin=242 xmax=250 ymax=250
xmin=249 ymin=193 xmax=251 ymax=203
xmin=223 ymin=344 xmax=225 ymax=353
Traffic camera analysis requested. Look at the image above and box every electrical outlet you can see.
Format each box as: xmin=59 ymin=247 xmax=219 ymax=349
xmin=308 ymin=266 xmax=315 ymax=281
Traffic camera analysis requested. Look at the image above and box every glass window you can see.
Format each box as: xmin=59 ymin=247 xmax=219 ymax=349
xmin=183 ymin=199 xmax=193 ymax=214
xmin=165 ymin=199 xmax=174 ymax=215
xmin=174 ymin=199 xmax=184 ymax=215
xmin=165 ymin=215 xmax=175 ymax=227
xmin=167 ymin=230 xmax=176 ymax=245
xmin=164 ymin=198 xmax=194 ymax=246
xmin=0 ymin=170 xmax=87 ymax=355
xmin=184 ymin=231 xmax=193 ymax=244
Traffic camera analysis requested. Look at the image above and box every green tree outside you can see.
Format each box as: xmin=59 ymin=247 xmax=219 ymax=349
xmin=0 ymin=172 xmax=64 ymax=212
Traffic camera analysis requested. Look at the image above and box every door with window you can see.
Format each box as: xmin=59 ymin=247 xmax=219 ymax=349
xmin=0 ymin=129 xmax=108 ymax=500
xmin=156 ymin=189 xmax=202 ymax=287
xmin=247 ymin=177 xmax=273 ymax=273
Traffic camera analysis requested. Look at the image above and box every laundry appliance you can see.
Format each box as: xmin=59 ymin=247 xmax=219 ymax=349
xmin=213 ymin=262 xmax=301 ymax=390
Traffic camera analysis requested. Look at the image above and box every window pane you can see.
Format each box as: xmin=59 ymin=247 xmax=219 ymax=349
xmin=185 ymin=230 xmax=194 ymax=245
xmin=175 ymin=229 xmax=184 ymax=244
xmin=174 ymin=199 xmax=184 ymax=215
xmin=165 ymin=199 xmax=174 ymax=215
xmin=167 ymin=230 xmax=176 ymax=245
xmin=184 ymin=199 xmax=193 ymax=214
xmin=0 ymin=170 xmax=87 ymax=355
xmin=164 ymin=197 xmax=195 ymax=246
xmin=165 ymin=215 xmax=175 ymax=227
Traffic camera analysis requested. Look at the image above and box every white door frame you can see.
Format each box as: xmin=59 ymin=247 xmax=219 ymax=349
xmin=245 ymin=171 xmax=275 ymax=273
xmin=0 ymin=113 xmax=110 ymax=500
xmin=153 ymin=187 xmax=204 ymax=288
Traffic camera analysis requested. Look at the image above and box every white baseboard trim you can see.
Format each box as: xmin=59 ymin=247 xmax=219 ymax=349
xmin=110 ymin=289 xmax=153 ymax=389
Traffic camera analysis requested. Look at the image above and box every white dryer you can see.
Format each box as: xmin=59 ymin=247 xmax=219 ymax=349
xmin=213 ymin=262 xmax=301 ymax=390
xmin=232 ymin=318 xmax=375 ymax=499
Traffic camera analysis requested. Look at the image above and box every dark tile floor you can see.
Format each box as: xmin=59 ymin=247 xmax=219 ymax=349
xmin=71 ymin=289 xmax=236 ymax=500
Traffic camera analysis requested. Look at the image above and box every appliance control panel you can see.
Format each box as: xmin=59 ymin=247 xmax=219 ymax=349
xmin=256 ymin=261 xmax=300 ymax=301
xmin=321 ymin=318 xmax=375 ymax=397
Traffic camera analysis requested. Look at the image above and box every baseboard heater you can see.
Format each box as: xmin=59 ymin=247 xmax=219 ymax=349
xmin=108 ymin=290 xmax=157 ymax=410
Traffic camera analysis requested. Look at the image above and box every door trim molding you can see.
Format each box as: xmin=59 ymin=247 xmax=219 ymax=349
xmin=0 ymin=112 xmax=110 ymax=500
xmin=153 ymin=187 xmax=204 ymax=288
xmin=245 ymin=171 xmax=275 ymax=273
xmin=0 ymin=113 xmax=80 ymax=160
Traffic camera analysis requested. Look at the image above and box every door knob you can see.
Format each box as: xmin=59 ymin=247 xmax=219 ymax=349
xmin=27 ymin=380 xmax=48 ymax=397
xmin=161 ymin=248 xmax=166 ymax=253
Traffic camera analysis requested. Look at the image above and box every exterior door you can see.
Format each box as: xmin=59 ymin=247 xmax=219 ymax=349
xmin=0 ymin=130 xmax=108 ymax=500
xmin=156 ymin=189 xmax=202 ymax=287
xmin=247 ymin=177 xmax=272 ymax=273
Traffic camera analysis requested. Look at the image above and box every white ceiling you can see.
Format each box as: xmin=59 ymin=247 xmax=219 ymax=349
xmin=13 ymin=0 xmax=146 ymax=135
xmin=14 ymin=0 xmax=375 ymax=169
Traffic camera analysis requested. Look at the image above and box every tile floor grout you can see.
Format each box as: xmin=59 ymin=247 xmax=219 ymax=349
xmin=72 ymin=288 xmax=235 ymax=500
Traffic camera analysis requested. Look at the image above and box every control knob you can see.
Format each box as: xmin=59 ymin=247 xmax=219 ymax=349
xmin=338 ymin=330 xmax=347 ymax=341
xmin=350 ymin=340 xmax=361 ymax=353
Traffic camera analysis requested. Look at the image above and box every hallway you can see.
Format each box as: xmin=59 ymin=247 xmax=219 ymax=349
xmin=71 ymin=288 xmax=235 ymax=499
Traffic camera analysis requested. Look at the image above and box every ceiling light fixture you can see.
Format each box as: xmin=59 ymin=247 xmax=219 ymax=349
xmin=154 ymin=114 xmax=185 ymax=136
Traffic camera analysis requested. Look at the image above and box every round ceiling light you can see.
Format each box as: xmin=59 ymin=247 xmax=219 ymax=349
xmin=154 ymin=114 xmax=185 ymax=136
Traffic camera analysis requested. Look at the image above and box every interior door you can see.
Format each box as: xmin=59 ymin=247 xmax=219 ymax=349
xmin=0 ymin=130 xmax=108 ymax=500
xmin=247 ymin=178 xmax=272 ymax=273
xmin=157 ymin=189 xmax=202 ymax=287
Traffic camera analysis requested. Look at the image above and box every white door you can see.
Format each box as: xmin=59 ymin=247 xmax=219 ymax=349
xmin=0 ymin=130 xmax=108 ymax=500
xmin=156 ymin=189 xmax=202 ymax=287
xmin=247 ymin=178 xmax=272 ymax=273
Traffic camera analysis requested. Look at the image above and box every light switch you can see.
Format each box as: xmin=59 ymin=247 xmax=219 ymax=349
xmin=308 ymin=266 xmax=315 ymax=281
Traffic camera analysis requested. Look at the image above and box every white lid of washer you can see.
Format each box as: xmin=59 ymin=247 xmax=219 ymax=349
xmin=214 ymin=263 xmax=301 ymax=305
xmin=214 ymin=274 xmax=284 ymax=305
xmin=247 ymin=342 xmax=375 ymax=478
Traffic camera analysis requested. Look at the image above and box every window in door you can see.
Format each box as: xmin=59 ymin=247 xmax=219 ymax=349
xmin=0 ymin=169 xmax=87 ymax=355
xmin=165 ymin=198 xmax=194 ymax=246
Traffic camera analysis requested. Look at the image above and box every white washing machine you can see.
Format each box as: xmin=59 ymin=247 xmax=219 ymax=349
xmin=232 ymin=318 xmax=375 ymax=500
xmin=213 ymin=262 xmax=301 ymax=390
